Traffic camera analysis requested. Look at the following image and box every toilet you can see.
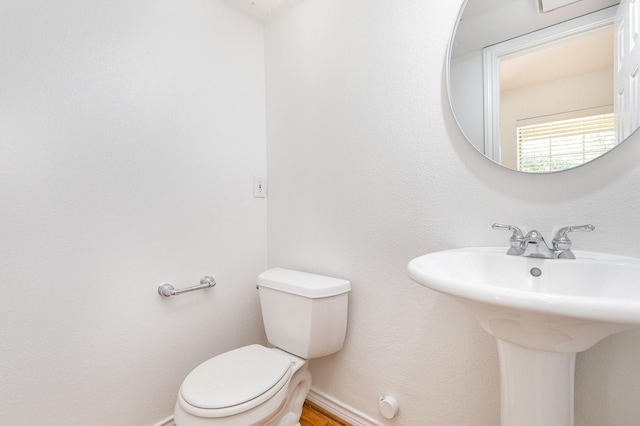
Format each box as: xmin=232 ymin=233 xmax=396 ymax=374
xmin=173 ymin=268 xmax=351 ymax=426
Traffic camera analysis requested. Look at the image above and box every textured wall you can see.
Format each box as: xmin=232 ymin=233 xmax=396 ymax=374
xmin=0 ymin=1 xmax=267 ymax=424
xmin=265 ymin=0 xmax=640 ymax=425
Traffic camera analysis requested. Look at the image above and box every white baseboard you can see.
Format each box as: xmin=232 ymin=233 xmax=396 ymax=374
xmin=153 ymin=389 xmax=383 ymax=426
xmin=152 ymin=415 xmax=175 ymax=426
xmin=306 ymin=388 xmax=386 ymax=426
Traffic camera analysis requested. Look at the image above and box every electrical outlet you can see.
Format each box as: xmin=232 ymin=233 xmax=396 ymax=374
xmin=253 ymin=176 xmax=266 ymax=198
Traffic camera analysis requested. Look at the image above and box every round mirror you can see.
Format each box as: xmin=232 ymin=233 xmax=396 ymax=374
xmin=447 ymin=0 xmax=636 ymax=173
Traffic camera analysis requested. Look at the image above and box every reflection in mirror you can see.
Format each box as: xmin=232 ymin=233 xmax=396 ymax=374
xmin=447 ymin=0 xmax=640 ymax=173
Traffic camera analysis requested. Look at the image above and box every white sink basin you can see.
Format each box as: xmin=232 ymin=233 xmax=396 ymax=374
xmin=408 ymin=247 xmax=640 ymax=426
xmin=408 ymin=247 xmax=640 ymax=352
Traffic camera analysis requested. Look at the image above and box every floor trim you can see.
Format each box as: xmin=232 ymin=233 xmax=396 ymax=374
xmin=306 ymin=388 xmax=386 ymax=426
xmin=153 ymin=390 xmax=382 ymax=426
xmin=152 ymin=415 xmax=175 ymax=426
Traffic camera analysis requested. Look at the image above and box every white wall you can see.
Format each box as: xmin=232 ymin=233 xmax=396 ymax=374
xmin=0 ymin=1 xmax=267 ymax=424
xmin=265 ymin=1 xmax=640 ymax=425
xmin=5 ymin=1 xmax=640 ymax=425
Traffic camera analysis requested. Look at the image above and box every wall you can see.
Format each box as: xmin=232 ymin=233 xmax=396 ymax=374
xmin=0 ymin=1 xmax=267 ymax=424
xmin=265 ymin=1 xmax=640 ymax=425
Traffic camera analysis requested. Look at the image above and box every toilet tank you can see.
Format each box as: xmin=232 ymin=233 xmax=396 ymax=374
xmin=257 ymin=268 xmax=351 ymax=359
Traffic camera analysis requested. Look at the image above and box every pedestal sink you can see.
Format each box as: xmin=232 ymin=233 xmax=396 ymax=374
xmin=407 ymin=247 xmax=640 ymax=426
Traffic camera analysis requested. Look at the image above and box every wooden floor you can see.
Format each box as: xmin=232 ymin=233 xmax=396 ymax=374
xmin=300 ymin=400 xmax=352 ymax=426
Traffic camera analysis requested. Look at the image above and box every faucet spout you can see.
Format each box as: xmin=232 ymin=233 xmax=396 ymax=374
xmin=521 ymin=230 xmax=554 ymax=259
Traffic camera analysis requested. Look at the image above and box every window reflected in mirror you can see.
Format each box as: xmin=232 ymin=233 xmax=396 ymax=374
xmin=497 ymin=26 xmax=614 ymax=171
xmin=516 ymin=111 xmax=615 ymax=172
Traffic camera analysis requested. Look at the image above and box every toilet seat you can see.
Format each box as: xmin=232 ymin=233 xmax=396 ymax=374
xmin=179 ymin=344 xmax=293 ymax=418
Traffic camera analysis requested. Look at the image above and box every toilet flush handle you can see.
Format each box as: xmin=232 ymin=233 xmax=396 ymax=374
xmin=158 ymin=276 xmax=216 ymax=297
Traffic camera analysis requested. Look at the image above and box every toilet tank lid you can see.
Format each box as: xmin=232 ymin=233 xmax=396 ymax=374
xmin=257 ymin=268 xmax=351 ymax=298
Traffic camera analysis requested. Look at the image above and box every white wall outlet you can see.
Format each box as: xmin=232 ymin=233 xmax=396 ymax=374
xmin=253 ymin=176 xmax=266 ymax=198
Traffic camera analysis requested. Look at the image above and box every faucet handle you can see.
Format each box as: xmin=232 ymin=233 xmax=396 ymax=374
xmin=492 ymin=223 xmax=525 ymax=255
xmin=492 ymin=223 xmax=524 ymax=238
xmin=552 ymin=224 xmax=595 ymax=252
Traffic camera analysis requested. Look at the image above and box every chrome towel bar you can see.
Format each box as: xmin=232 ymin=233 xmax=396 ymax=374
xmin=158 ymin=276 xmax=216 ymax=297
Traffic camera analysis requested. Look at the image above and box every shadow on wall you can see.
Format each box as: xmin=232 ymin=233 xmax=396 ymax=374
xmin=575 ymin=329 xmax=640 ymax=425
xmin=399 ymin=294 xmax=500 ymax=425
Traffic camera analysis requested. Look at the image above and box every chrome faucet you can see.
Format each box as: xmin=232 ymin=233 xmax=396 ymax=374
xmin=491 ymin=224 xmax=525 ymax=255
xmin=551 ymin=224 xmax=596 ymax=259
xmin=521 ymin=229 xmax=554 ymax=258
xmin=492 ymin=223 xmax=595 ymax=259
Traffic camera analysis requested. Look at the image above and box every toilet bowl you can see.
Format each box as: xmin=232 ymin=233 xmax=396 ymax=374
xmin=172 ymin=268 xmax=350 ymax=426
xmin=174 ymin=345 xmax=311 ymax=426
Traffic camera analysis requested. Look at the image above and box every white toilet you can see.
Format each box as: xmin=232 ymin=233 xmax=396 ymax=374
xmin=173 ymin=268 xmax=351 ymax=426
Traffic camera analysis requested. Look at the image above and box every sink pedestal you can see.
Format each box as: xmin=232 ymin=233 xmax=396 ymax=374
xmin=497 ymin=339 xmax=576 ymax=426
xmin=408 ymin=247 xmax=640 ymax=426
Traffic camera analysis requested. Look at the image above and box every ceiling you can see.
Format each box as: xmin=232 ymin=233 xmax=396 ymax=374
xmin=222 ymin=0 xmax=296 ymax=21
xmin=500 ymin=25 xmax=613 ymax=91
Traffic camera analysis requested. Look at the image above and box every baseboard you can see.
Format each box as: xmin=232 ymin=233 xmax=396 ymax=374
xmin=153 ymin=390 xmax=383 ymax=426
xmin=152 ymin=415 xmax=175 ymax=426
xmin=306 ymin=388 xmax=386 ymax=426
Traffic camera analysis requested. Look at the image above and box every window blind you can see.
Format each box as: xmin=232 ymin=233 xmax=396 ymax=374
xmin=517 ymin=112 xmax=616 ymax=172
